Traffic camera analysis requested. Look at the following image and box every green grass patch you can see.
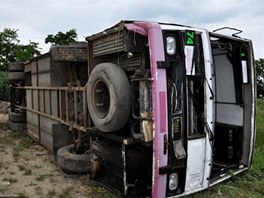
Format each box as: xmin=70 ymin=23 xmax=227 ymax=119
xmin=23 ymin=168 xmax=32 ymax=175
xmin=58 ymin=188 xmax=72 ymax=198
xmin=253 ymin=99 xmax=264 ymax=174
xmin=12 ymin=135 xmax=36 ymax=159
xmin=17 ymin=191 xmax=27 ymax=197
xmin=35 ymin=174 xmax=47 ymax=181
xmin=0 ymin=123 xmax=9 ymax=130
xmin=3 ymin=177 xmax=18 ymax=183
xmin=17 ymin=164 xmax=32 ymax=175
xmin=0 ymin=186 xmax=7 ymax=194
xmin=47 ymin=189 xmax=57 ymax=198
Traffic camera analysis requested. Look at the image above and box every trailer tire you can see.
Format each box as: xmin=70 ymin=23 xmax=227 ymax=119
xmin=8 ymin=72 xmax=25 ymax=81
xmin=9 ymin=112 xmax=26 ymax=123
xmin=57 ymin=144 xmax=91 ymax=174
xmin=9 ymin=63 xmax=24 ymax=72
xmin=87 ymin=63 xmax=131 ymax=132
xmin=9 ymin=121 xmax=26 ymax=132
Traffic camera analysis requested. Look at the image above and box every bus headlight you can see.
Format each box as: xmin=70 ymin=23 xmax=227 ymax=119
xmin=166 ymin=36 xmax=176 ymax=55
xmin=169 ymin=173 xmax=179 ymax=191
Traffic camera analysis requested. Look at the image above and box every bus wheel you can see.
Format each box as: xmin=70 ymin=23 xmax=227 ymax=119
xmin=57 ymin=144 xmax=91 ymax=174
xmin=87 ymin=63 xmax=131 ymax=132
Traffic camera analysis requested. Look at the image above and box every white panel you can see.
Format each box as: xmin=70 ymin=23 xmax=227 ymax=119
xmin=185 ymin=138 xmax=206 ymax=192
xmin=214 ymin=54 xmax=236 ymax=103
xmin=216 ymin=103 xmax=243 ymax=126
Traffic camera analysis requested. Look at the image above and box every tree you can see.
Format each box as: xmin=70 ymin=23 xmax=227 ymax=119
xmin=45 ymin=29 xmax=77 ymax=46
xmin=256 ymin=59 xmax=264 ymax=98
xmin=0 ymin=28 xmax=41 ymax=71
xmin=0 ymin=28 xmax=41 ymax=101
xmin=15 ymin=41 xmax=41 ymax=62
xmin=0 ymin=28 xmax=19 ymax=71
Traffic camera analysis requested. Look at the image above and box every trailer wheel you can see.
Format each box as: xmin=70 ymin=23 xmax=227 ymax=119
xmin=8 ymin=72 xmax=25 ymax=81
xmin=9 ymin=112 xmax=26 ymax=123
xmin=57 ymin=144 xmax=91 ymax=174
xmin=87 ymin=63 xmax=131 ymax=132
xmin=9 ymin=121 xmax=26 ymax=132
xmin=9 ymin=63 xmax=24 ymax=72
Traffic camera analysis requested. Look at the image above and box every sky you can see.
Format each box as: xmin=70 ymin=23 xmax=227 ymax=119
xmin=0 ymin=0 xmax=263 ymax=59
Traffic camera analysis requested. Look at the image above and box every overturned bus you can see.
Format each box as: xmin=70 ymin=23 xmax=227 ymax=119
xmin=8 ymin=21 xmax=256 ymax=197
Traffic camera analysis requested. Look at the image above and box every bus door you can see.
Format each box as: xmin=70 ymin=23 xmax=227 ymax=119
xmin=184 ymin=30 xmax=213 ymax=193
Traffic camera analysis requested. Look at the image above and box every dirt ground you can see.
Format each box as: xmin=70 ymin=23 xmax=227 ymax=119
xmin=0 ymin=117 xmax=115 ymax=197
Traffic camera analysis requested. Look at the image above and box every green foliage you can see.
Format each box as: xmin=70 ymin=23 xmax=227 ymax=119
xmin=0 ymin=28 xmax=18 ymax=71
xmin=256 ymin=59 xmax=264 ymax=97
xmin=45 ymin=29 xmax=77 ymax=46
xmin=15 ymin=41 xmax=41 ymax=62
xmin=0 ymin=71 xmax=9 ymax=101
xmin=0 ymin=28 xmax=41 ymax=72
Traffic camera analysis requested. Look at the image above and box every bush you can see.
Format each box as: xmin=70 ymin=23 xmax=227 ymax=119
xmin=0 ymin=71 xmax=9 ymax=101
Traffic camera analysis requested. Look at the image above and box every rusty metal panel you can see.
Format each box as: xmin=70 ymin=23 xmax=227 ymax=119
xmin=38 ymin=72 xmax=51 ymax=86
xmin=115 ymin=53 xmax=143 ymax=70
xmin=50 ymin=61 xmax=69 ymax=86
xmin=26 ymin=90 xmax=32 ymax=109
xmin=24 ymin=62 xmax=31 ymax=73
xmin=50 ymin=42 xmax=87 ymax=62
xmin=51 ymin=90 xmax=59 ymax=117
xmin=39 ymin=90 xmax=45 ymax=113
xmin=44 ymin=90 xmax=51 ymax=114
xmin=32 ymin=90 xmax=39 ymax=110
xmin=39 ymin=115 xmax=58 ymax=151
xmin=31 ymin=61 xmax=37 ymax=73
xmin=93 ymin=32 xmax=124 ymax=57
xmin=31 ymin=74 xmax=37 ymax=86
xmin=37 ymin=57 xmax=51 ymax=72
xmin=27 ymin=111 xmax=39 ymax=139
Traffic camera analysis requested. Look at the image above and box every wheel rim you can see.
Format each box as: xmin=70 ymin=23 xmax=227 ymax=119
xmin=92 ymin=80 xmax=110 ymax=118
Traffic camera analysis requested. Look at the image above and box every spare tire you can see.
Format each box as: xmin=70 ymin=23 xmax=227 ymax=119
xmin=57 ymin=144 xmax=91 ymax=174
xmin=9 ymin=112 xmax=26 ymax=123
xmin=87 ymin=63 xmax=131 ymax=132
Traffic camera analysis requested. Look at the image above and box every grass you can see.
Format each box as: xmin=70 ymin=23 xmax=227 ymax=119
xmin=35 ymin=174 xmax=47 ymax=181
xmin=253 ymin=99 xmax=264 ymax=174
xmin=58 ymin=188 xmax=72 ymax=198
xmin=0 ymin=186 xmax=7 ymax=194
xmin=3 ymin=177 xmax=18 ymax=183
xmin=0 ymin=122 xmax=9 ymax=130
xmin=47 ymin=189 xmax=57 ymax=198
xmin=17 ymin=191 xmax=27 ymax=197
xmin=12 ymin=135 xmax=36 ymax=158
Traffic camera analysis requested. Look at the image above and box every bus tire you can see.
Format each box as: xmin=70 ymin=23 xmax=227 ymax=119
xmin=87 ymin=63 xmax=131 ymax=132
xmin=8 ymin=72 xmax=25 ymax=81
xmin=57 ymin=144 xmax=91 ymax=174
xmin=9 ymin=63 xmax=24 ymax=72
xmin=9 ymin=112 xmax=26 ymax=123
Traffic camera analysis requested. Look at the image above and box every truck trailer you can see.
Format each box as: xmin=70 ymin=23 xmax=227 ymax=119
xmin=8 ymin=20 xmax=256 ymax=197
